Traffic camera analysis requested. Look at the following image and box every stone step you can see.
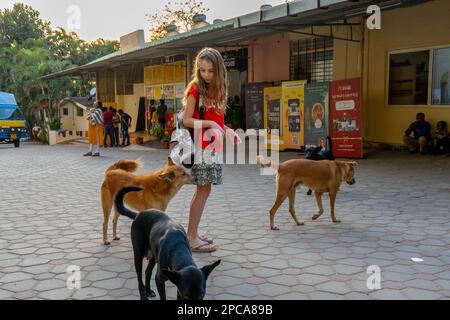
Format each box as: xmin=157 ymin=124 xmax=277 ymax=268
xmin=69 ymin=139 xmax=89 ymax=145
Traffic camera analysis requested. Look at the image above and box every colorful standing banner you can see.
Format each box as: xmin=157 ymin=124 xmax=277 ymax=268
xmin=330 ymin=78 xmax=363 ymax=158
xmin=304 ymin=82 xmax=330 ymax=149
xmin=281 ymin=80 xmax=306 ymax=150
xmin=245 ymin=83 xmax=265 ymax=130
xmin=264 ymin=86 xmax=284 ymax=151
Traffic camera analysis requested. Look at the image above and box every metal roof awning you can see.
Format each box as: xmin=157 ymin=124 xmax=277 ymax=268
xmin=61 ymin=96 xmax=95 ymax=110
xmin=42 ymin=19 xmax=238 ymax=79
xmin=42 ymin=0 xmax=433 ymax=80
xmin=233 ymin=0 xmax=432 ymax=42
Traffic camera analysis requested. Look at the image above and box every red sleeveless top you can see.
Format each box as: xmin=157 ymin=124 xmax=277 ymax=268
xmin=187 ymin=84 xmax=225 ymax=150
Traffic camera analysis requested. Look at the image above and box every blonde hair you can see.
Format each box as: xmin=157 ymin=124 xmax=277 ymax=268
xmin=183 ymin=47 xmax=228 ymax=113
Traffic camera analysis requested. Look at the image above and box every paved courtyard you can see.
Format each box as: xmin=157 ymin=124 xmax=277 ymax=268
xmin=0 ymin=142 xmax=449 ymax=300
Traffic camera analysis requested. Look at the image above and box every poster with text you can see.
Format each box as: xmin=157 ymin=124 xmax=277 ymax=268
xmin=145 ymin=86 xmax=154 ymax=99
xmin=330 ymin=78 xmax=362 ymax=158
xmin=264 ymin=86 xmax=284 ymax=151
xmin=154 ymin=85 xmax=162 ymax=100
xmin=163 ymin=84 xmax=175 ymax=99
xmin=304 ymin=82 xmax=329 ymax=149
xmin=175 ymin=84 xmax=185 ymax=99
xmin=282 ymin=80 xmax=306 ymax=149
xmin=245 ymin=83 xmax=264 ymax=130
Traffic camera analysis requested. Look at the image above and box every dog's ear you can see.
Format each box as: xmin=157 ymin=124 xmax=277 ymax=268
xmin=159 ymin=171 xmax=176 ymax=182
xmin=162 ymin=269 xmax=180 ymax=285
xmin=167 ymin=157 xmax=176 ymax=166
xmin=347 ymin=161 xmax=358 ymax=168
xmin=201 ymin=260 xmax=221 ymax=279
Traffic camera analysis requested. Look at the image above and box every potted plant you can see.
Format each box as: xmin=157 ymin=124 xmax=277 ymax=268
xmin=150 ymin=123 xmax=164 ymax=140
xmin=160 ymin=134 xmax=171 ymax=149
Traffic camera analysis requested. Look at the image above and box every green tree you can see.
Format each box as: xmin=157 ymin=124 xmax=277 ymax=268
xmin=80 ymin=38 xmax=120 ymax=66
xmin=0 ymin=3 xmax=119 ymax=141
xmin=146 ymin=0 xmax=209 ymax=41
xmin=0 ymin=3 xmax=50 ymax=47
xmin=46 ymin=27 xmax=84 ymax=64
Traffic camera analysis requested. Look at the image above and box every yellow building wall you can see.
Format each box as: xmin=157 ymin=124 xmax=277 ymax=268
xmin=291 ymin=3 xmax=450 ymax=145
xmin=116 ymin=83 xmax=145 ymax=133
xmin=363 ymin=0 xmax=450 ymax=144
xmin=332 ymin=23 xmax=362 ymax=82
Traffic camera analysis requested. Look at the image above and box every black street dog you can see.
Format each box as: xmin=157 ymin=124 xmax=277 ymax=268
xmin=115 ymin=186 xmax=221 ymax=300
xmin=305 ymin=136 xmax=335 ymax=195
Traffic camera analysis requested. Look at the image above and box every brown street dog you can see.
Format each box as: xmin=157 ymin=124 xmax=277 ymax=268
xmin=256 ymin=155 xmax=357 ymax=231
xmin=100 ymin=158 xmax=191 ymax=245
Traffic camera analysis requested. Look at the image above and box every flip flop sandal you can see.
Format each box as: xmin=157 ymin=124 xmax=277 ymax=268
xmin=92 ymin=153 xmax=100 ymax=157
xmin=198 ymin=235 xmax=214 ymax=244
xmin=190 ymin=239 xmax=216 ymax=253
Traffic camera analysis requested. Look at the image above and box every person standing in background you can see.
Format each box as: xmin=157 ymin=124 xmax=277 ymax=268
xmin=84 ymin=101 xmax=104 ymax=157
xmin=112 ymin=109 xmax=120 ymax=147
xmin=148 ymin=99 xmax=155 ymax=132
xmin=157 ymin=99 xmax=168 ymax=129
xmin=118 ymin=109 xmax=131 ymax=146
xmin=32 ymin=123 xmax=41 ymax=143
xmin=103 ymin=107 xmax=115 ymax=148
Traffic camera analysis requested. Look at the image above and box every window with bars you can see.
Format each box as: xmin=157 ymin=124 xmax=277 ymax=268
xmin=290 ymin=38 xmax=334 ymax=83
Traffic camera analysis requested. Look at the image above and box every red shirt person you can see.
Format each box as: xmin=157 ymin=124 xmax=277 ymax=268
xmin=187 ymin=84 xmax=225 ymax=151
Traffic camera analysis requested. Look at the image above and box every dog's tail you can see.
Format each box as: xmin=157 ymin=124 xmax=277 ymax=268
xmin=256 ymin=155 xmax=280 ymax=171
xmin=105 ymin=160 xmax=143 ymax=175
xmin=114 ymin=186 xmax=143 ymax=220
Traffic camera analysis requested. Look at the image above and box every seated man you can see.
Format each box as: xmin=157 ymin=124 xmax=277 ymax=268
xmin=403 ymin=113 xmax=431 ymax=154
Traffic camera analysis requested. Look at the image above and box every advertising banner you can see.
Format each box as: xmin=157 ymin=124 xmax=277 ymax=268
xmin=282 ymin=81 xmax=306 ymax=149
xmin=330 ymin=78 xmax=363 ymax=158
xmin=304 ymin=82 xmax=330 ymax=149
xmin=245 ymin=83 xmax=265 ymax=130
xmin=264 ymin=86 xmax=284 ymax=151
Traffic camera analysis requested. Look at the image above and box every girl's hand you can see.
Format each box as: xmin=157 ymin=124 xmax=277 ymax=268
xmin=208 ymin=121 xmax=225 ymax=136
xmin=226 ymin=128 xmax=242 ymax=145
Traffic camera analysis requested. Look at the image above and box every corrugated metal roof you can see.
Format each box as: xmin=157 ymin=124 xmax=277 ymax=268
xmin=148 ymin=19 xmax=235 ymax=47
xmin=83 ymin=19 xmax=235 ymax=65
xmin=42 ymin=19 xmax=236 ymax=79
xmin=85 ymin=51 xmax=124 ymax=65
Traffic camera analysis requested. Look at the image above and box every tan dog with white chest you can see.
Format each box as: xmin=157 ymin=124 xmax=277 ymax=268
xmin=100 ymin=158 xmax=191 ymax=245
xmin=257 ymin=156 xmax=357 ymax=230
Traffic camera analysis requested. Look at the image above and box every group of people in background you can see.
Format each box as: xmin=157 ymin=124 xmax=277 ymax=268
xmin=403 ymin=112 xmax=450 ymax=156
xmin=102 ymin=106 xmax=131 ymax=148
xmin=84 ymin=100 xmax=132 ymax=157
xmin=147 ymin=99 xmax=167 ymax=132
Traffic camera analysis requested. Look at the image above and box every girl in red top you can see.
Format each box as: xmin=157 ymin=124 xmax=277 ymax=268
xmin=183 ymin=47 xmax=241 ymax=253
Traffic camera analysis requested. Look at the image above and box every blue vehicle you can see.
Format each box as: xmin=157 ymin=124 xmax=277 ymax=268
xmin=0 ymin=92 xmax=28 ymax=148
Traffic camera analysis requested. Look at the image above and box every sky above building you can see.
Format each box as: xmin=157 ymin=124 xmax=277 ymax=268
xmin=1 ymin=0 xmax=286 ymax=41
